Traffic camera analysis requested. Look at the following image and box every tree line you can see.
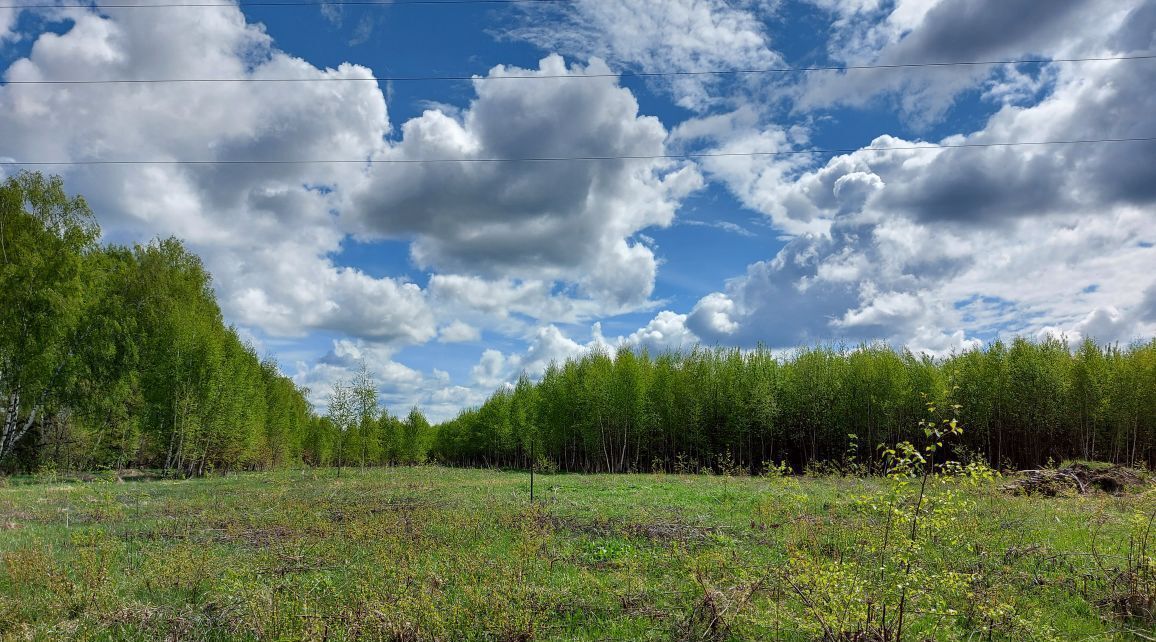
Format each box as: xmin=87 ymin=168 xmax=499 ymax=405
xmin=1 ymin=172 xmax=316 ymax=474
xmin=431 ymin=339 xmax=1156 ymax=472
xmin=7 ymin=171 xmax=1155 ymax=476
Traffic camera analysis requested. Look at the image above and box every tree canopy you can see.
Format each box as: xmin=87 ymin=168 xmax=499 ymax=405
xmin=1 ymin=172 xmax=315 ymax=474
xmin=432 ymin=339 xmax=1156 ymax=473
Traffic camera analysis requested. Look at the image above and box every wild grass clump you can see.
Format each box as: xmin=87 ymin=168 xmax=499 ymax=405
xmin=1093 ymin=505 xmax=1156 ymax=631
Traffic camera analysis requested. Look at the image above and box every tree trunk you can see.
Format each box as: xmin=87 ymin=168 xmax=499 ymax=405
xmin=0 ymin=391 xmax=38 ymax=464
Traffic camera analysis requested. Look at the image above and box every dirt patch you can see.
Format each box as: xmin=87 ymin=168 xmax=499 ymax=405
xmin=1002 ymin=464 xmax=1150 ymax=497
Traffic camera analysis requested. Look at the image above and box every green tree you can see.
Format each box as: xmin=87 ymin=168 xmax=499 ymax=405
xmin=400 ymin=406 xmax=430 ymax=464
xmin=0 ymin=172 xmax=99 ymax=466
xmin=327 ymin=379 xmax=356 ymax=474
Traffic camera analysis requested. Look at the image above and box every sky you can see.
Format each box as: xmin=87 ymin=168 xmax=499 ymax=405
xmin=2 ymin=0 xmax=1155 ymax=421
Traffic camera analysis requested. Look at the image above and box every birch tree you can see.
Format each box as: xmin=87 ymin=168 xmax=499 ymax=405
xmin=0 ymin=172 xmax=98 ymax=465
xmin=327 ymin=379 xmax=356 ymax=474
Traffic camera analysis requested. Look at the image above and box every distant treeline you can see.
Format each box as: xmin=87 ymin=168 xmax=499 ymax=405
xmin=1 ymin=172 xmax=317 ymax=474
xmin=432 ymin=339 xmax=1156 ymax=472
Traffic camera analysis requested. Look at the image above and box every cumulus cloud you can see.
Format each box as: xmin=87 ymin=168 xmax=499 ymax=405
xmin=0 ymin=4 xmax=445 ymax=345
xmin=427 ymin=274 xmax=636 ymax=332
xmin=294 ymin=339 xmax=419 ymax=408
xmin=469 ymin=312 xmax=702 ymax=391
xmin=0 ymin=9 xmax=708 ymax=350
xmin=6 ymin=0 xmax=1154 ymax=423
xmin=226 ymin=257 xmax=435 ymax=342
xmin=725 ymin=34 xmax=1156 ymax=232
xmin=685 ymin=187 xmax=1154 ymax=355
xmin=799 ymin=0 xmax=1144 ymax=124
xmin=355 ymin=55 xmax=702 ymax=311
xmin=470 ymin=324 xmax=597 ymax=388
xmin=671 ymin=110 xmax=820 ymax=234
xmin=683 ymin=41 xmax=1156 ymax=353
xmin=622 ymin=311 xmax=699 ymax=353
xmin=510 ymin=0 xmax=783 ymax=111
xmin=437 ymin=320 xmax=481 ymax=344
xmin=668 ymin=0 xmax=1156 ymax=353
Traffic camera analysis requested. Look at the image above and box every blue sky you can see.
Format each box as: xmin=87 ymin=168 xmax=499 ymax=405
xmin=2 ymin=0 xmax=1155 ymax=420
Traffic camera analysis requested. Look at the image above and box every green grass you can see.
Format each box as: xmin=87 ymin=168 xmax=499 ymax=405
xmin=0 ymin=467 xmax=1153 ymax=641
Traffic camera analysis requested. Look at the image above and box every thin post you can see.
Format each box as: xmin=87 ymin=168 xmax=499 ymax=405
xmin=530 ymin=436 xmax=535 ymax=502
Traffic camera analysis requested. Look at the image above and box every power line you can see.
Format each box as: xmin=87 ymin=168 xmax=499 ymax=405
xmin=1 ymin=137 xmax=1152 ymax=166
xmin=1 ymin=0 xmax=569 ymax=8
xmin=3 ymin=54 xmax=1152 ymax=85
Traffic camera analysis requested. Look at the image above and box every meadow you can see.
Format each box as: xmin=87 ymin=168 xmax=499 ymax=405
xmin=1 ymin=465 xmax=1153 ymax=641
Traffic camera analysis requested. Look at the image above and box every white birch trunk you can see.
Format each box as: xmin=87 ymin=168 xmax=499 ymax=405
xmin=0 ymin=391 xmax=38 ymax=463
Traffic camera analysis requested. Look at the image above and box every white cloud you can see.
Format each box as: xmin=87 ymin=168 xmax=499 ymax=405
xmin=683 ymin=42 xmax=1156 ymax=353
xmin=511 ymin=0 xmax=783 ymax=111
xmin=680 ymin=218 xmax=756 ymax=238
xmin=1 ymin=10 xmax=711 ymax=348
xmin=670 ymin=109 xmax=822 ymax=235
xmin=294 ymin=338 xmax=486 ymax=422
xmin=437 ymin=320 xmax=481 ymax=344
xmin=427 ymin=275 xmax=620 ymax=330
xmin=470 ymin=349 xmax=511 ymax=389
xmin=798 ymin=0 xmax=1145 ymax=125
xmin=687 ymin=292 xmax=741 ymax=337
xmin=0 ymin=7 xmax=17 ymax=43
xmin=0 ymin=6 xmax=720 ymax=421
xmin=468 ymin=312 xmax=704 ymax=392
xmin=356 ymin=55 xmax=703 ymax=312
xmin=622 ymin=311 xmax=699 ymax=353
xmin=319 ymin=2 xmax=342 ymax=26
xmin=0 ymin=5 xmax=441 ymax=345
xmin=6 ymin=0 xmax=1154 ymax=425
xmin=468 ymin=323 xmax=618 ymax=389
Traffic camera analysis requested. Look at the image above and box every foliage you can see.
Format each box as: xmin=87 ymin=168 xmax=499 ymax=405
xmin=326 ymin=369 xmax=432 ymax=471
xmin=0 ymin=172 xmax=314 ymax=474
xmin=435 ymin=339 xmax=1156 ymax=472
xmin=0 ymin=172 xmax=99 ymax=465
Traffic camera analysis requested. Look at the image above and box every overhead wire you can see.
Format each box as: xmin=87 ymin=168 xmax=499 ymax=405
xmin=1 ymin=137 xmax=1152 ymax=167
xmin=0 ymin=3 xmax=1150 ymax=168
xmin=1 ymin=0 xmax=571 ymax=8
xmin=2 ymin=54 xmax=1153 ymax=85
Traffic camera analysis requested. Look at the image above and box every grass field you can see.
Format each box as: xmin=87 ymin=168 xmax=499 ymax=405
xmin=0 ymin=466 xmax=1153 ymax=641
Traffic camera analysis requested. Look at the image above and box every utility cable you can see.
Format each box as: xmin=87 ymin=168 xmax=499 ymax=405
xmin=2 ymin=0 xmax=569 ymax=8
xmin=3 ymin=54 xmax=1152 ymax=85
xmin=1 ymin=136 xmax=1152 ymax=166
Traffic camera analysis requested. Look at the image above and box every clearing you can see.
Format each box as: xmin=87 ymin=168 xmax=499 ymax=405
xmin=0 ymin=466 xmax=1153 ymax=641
